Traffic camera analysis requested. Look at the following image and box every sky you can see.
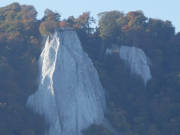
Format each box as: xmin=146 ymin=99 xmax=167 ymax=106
xmin=0 ymin=0 xmax=180 ymax=32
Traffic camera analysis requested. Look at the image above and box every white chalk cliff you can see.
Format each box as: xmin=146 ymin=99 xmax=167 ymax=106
xmin=119 ymin=46 xmax=152 ymax=85
xmin=27 ymin=30 xmax=106 ymax=135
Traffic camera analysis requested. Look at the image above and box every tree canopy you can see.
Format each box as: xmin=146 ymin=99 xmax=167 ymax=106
xmin=0 ymin=2 xmax=180 ymax=135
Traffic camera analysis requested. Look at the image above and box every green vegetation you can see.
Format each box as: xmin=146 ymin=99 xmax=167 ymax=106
xmin=0 ymin=2 xmax=180 ymax=135
xmin=82 ymin=124 xmax=112 ymax=135
xmin=0 ymin=3 xmax=46 ymax=135
xmin=39 ymin=9 xmax=60 ymax=35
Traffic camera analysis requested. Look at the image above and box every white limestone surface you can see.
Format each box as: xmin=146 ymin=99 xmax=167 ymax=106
xmin=119 ymin=46 xmax=152 ymax=85
xmin=27 ymin=30 xmax=105 ymax=135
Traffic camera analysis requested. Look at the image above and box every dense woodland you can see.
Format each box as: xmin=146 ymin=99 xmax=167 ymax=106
xmin=0 ymin=2 xmax=180 ymax=135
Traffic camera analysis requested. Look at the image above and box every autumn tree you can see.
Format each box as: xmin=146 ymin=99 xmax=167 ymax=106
xmin=0 ymin=3 xmax=45 ymax=135
xmin=75 ymin=12 xmax=95 ymax=34
xmin=39 ymin=9 xmax=61 ymax=35
xmin=44 ymin=9 xmax=60 ymax=21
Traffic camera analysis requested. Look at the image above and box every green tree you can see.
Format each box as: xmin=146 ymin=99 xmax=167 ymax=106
xmin=98 ymin=11 xmax=123 ymax=42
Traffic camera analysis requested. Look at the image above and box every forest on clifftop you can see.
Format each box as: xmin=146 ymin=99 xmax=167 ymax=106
xmin=0 ymin=2 xmax=180 ymax=135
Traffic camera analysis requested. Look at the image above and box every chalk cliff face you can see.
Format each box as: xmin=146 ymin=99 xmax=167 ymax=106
xmin=27 ymin=30 xmax=106 ymax=135
xmin=119 ymin=46 xmax=152 ymax=85
xmin=106 ymin=45 xmax=152 ymax=85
